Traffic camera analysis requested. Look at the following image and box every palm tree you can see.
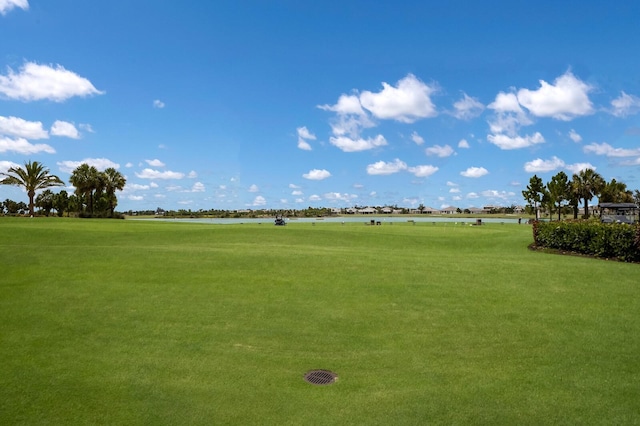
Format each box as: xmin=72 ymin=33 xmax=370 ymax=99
xmin=572 ymin=168 xmax=605 ymax=218
xmin=0 ymin=161 xmax=64 ymax=216
xmin=101 ymin=168 xmax=126 ymax=216
xmin=69 ymin=163 xmax=100 ymax=214
xmin=600 ymin=178 xmax=633 ymax=203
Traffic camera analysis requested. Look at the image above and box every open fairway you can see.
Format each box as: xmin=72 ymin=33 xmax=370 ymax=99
xmin=1 ymin=218 xmax=639 ymax=425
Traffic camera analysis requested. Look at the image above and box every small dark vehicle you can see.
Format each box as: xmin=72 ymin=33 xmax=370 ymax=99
xmin=274 ymin=214 xmax=286 ymax=226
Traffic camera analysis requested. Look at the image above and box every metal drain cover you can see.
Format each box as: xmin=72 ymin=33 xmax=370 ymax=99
xmin=304 ymin=370 xmax=337 ymax=385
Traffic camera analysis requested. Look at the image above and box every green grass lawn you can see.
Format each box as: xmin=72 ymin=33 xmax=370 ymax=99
xmin=1 ymin=218 xmax=639 ymax=425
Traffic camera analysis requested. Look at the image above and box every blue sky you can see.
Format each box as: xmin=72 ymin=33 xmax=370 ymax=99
xmin=1 ymin=0 xmax=640 ymax=211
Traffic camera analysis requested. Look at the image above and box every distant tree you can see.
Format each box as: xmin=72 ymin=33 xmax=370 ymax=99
xmin=54 ymin=190 xmax=69 ymax=217
xmin=572 ymin=168 xmax=605 ymax=218
xmin=634 ymin=190 xmax=640 ymax=207
xmin=547 ymin=171 xmax=570 ymax=221
xmin=0 ymin=161 xmax=64 ymax=216
xmin=599 ymin=178 xmax=633 ymax=203
xmin=522 ymin=175 xmax=545 ymax=220
xmin=35 ymin=189 xmax=56 ymax=216
xmin=70 ymin=163 xmax=100 ymax=214
xmin=418 ymin=203 xmax=425 ymax=214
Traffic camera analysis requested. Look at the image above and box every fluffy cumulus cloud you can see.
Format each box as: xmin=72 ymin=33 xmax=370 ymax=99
xmin=145 ymin=159 xmax=165 ymax=167
xmin=524 ymin=156 xmax=565 ymax=173
xmin=425 ymin=144 xmax=455 ymax=157
xmin=303 ymin=169 xmax=331 ymax=180
xmin=583 ymin=142 xmax=640 ymax=157
xmin=190 ymin=182 xmax=205 ymax=192
xmin=460 ymin=166 xmax=489 ymax=178
xmin=58 ymin=157 xmax=119 ymax=173
xmin=366 ymin=159 xmax=407 ymax=175
xmin=452 ymin=93 xmax=484 ymax=120
xmin=408 ymin=165 xmax=438 ymax=177
xmin=50 ymin=120 xmax=80 ymax=139
xmin=458 ymin=139 xmax=470 ymax=148
xmin=0 ymin=160 xmax=20 ymax=173
xmin=568 ymin=129 xmax=582 ymax=143
xmin=248 ymin=184 xmax=259 ymax=192
xmin=0 ymin=136 xmax=54 ymax=154
xmin=135 ymin=168 xmax=185 ymax=179
xmin=153 ymin=99 xmax=165 ymax=109
xmin=487 ymin=92 xmax=533 ymax=136
xmin=411 ymin=131 xmax=424 ymax=145
xmin=487 ymin=132 xmax=544 ymax=150
xmin=0 ymin=61 xmax=104 ymax=102
xmin=329 ymin=134 xmax=387 ymax=152
xmin=359 ymin=74 xmax=437 ymax=123
xmin=610 ymin=91 xmax=640 ymax=117
xmin=0 ymin=0 xmax=28 ymax=15
xmin=517 ymin=71 xmax=594 ymax=120
xmin=296 ymin=126 xmax=316 ymax=151
xmin=0 ymin=115 xmax=48 ymax=139
xmin=481 ymin=190 xmax=515 ymax=200
xmin=324 ymin=192 xmax=357 ymax=202
xmin=566 ymin=162 xmax=596 ymax=174
xmin=319 ymin=94 xmax=374 ymax=138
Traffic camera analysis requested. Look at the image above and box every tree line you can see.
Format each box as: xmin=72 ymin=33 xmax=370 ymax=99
xmin=522 ymin=168 xmax=639 ymax=221
xmin=0 ymin=161 xmax=126 ymax=218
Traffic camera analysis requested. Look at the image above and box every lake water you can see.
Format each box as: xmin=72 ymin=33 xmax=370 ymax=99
xmin=135 ymin=216 xmax=524 ymax=225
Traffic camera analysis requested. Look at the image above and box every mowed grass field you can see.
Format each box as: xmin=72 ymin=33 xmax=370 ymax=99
xmin=1 ymin=218 xmax=639 ymax=425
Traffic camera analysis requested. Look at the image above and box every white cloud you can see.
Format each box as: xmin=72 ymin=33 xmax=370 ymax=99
xmin=125 ymin=162 xmax=133 ymax=168
xmin=452 ymin=195 xmax=462 ymax=201
xmin=0 ymin=160 xmax=20 ymax=173
xmin=583 ymin=142 xmax=640 ymax=157
xmin=487 ymin=92 xmax=532 ymax=135
xmin=446 ymin=181 xmax=458 ymax=187
xmin=329 ymin=134 xmax=387 ymax=152
xmin=411 ymin=131 xmax=424 ymax=145
xmin=449 ymin=188 xmax=461 ymax=193
xmin=568 ymin=129 xmax=582 ymax=143
xmin=145 ymin=159 xmax=165 ymax=167
xmin=289 ymin=183 xmax=301 ymax=189
xmin=407 ymin=165 xmax=439 ymax=177
xmin=366 ymin=159 xmax=407 ymax=175
xmin=50 ymin=120 xmax=80 ymax=139
xmin=319 ymin=94 xmax=373 ymax=138
xmin=566 ymin=162 xmax=596 ymax=174
xmin=58 ymin=158 xmax=119 ymax=173
xmin=425 ymin=144 xmax=455 ymax=157
xmin=303 ymin=169 xmax=331 ymax=180
xmin=128 ymin=195 xmax=144 ymax=201
xmin=460 ymin=167 xmax=489 ymax=178
xmin=524 ymin=156 xmax=565 ymax=173
xmin=467 ymin=192 xmax=479 ymax=199
xmin=0 ymin=115 xmax=48 ymax=139
xmin=0 ymin=61 xmax=104 ymax=102
xmin=297 ymin=126 xmax=316 ymax=140
xmin=296 ymin=126 xmax=316 ymax=150
xmin=452 ymin=93 xmax=484 ymax=120
xmin=0 ymin=0 xmax=28 ymax=15
xmin=308 ymin=194 xmax=322 ymax=201
xmin=487 ymin=132 xmax=544 ymax=150
xmin=79 ymin=123 xmax=94 ymax=133
xmin=610 ymin=91 xmax=640 ymax=117
xmin=135 ymin=168 xmax=185 ymax=179
xmin=458 ymin=139 xmax=470 ymax=148
xmin=291 ymin=190 xmax=303 ymax=196
xmin=126 ymin=183 xmax=150 ymax=191
xmin=324 ymin=192 xmax=357 ymax=202
xmin=190 ymin=182 xmax=205 ymax=192
xmin=153 ymin=99 xmax=165 ymax=108
xmin=187 ymin=170 xmax=197 ymax=178
xmin=359 ymin=74 xmax=437 ymax=123
xmin=248 ymin=184 xmax=259 ymax=192
xmin=0 ymin=136 xmax=55 ymax=154
xmin=517 ymin=71 xmax=594 ymax=120
xmin=481 ymin=190 xmax=515 ymax=200
xmin=297 ymin=138 xmax=312 ymax=150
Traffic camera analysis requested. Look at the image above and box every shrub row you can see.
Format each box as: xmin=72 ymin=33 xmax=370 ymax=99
xmin=533 ymin=220 xmax=640 ymax=262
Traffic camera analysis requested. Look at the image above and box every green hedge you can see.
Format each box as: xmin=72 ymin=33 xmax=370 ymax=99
xmin=533 ymin=220 xmax=640 ymax=262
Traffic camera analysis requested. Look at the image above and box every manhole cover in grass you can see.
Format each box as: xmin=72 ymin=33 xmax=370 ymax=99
xmin=304 ymin=370 xmax=337 ymax=385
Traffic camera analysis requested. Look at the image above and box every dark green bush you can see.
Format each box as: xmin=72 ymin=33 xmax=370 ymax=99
xmin=533 ymin=220 xmax=640 ymax=262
